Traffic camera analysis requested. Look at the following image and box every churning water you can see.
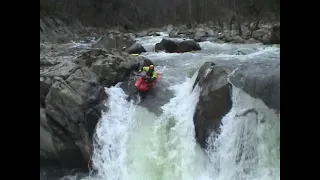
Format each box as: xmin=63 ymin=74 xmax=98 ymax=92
xmin=62 ymin=32 xmax=280 ymax=180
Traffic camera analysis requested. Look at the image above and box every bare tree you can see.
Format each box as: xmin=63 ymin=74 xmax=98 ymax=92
xmin=40 ymin=0 xmax=280 ymax=30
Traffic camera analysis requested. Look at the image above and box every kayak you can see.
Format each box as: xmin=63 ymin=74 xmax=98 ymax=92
xmin=135 ymin=74 xmax=161 ymax=92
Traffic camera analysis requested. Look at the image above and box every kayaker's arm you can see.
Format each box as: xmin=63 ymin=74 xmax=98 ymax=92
xmin=151 ymin=71 xmax=157 ymax=79
xmin=139 ymin=67 xmax=148 ymax=73
xmin=142 ymin=67 xmax=149 ymax=72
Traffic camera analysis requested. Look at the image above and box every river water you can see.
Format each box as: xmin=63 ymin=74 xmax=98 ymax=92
xmin=48 ymin=32 xmax=280 ymax=180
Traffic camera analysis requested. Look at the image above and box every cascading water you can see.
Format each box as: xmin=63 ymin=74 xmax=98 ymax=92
xmin=91 ymin=73 xmax=212 ymax=180
xmin=91 ymin=85 xmax=136 ymax=180
xmin=205 ymin=87 xmax=280 ymax=180
xmin=58 ymin=32 xmax=280 ymax=180
xmin=90 ymin=78 xmax=280 ymax=180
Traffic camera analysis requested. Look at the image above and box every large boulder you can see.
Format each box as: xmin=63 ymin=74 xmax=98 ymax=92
xmin=176 ymin=40 xmax=201 ymax=53
xmin=193 ymin=62 xmax=233 ymax=148
xmin=155 ymin=38 xmax=201 ymax=53
xmin=125 ymin=43 xmax=147 ymax=54
xmin=264 ymin=24 xmax=280 ymax=45
xmin=192 ymin=59 xmax=280 ymax=148
xmin=251 ymin=23 xmax=280 ymax=45
xmin=91 ymin=31 xmax=135 ymax=51
xmin=155 ymin=39 xmax=178 ymax=53
xmin=74 ymin=49 xmax=153 ymax=87
xmin=40 ymin=65 xmax=106 ymax=168
xmin=228 ymin=60 xmax=280 ymax=111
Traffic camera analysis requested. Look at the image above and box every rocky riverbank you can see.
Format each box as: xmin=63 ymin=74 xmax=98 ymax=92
xmin=137 ymin=22 xmax=280 ymax=45
xmin=41 ymin=11 xmax=280 ymax=46
xmin=40 ymin=41 xmax=153 ymax=168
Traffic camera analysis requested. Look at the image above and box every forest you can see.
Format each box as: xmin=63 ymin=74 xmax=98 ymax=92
xmin=40 ymin=0 xmax=280 ymax=31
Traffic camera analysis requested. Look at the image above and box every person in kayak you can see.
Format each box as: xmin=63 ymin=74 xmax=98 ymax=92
xmin=139 ymin=64 xmax=157 ymax=83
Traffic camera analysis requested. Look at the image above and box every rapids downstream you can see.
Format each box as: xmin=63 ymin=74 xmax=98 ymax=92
xmin=56 ymin=33 xmax=280 ymax=180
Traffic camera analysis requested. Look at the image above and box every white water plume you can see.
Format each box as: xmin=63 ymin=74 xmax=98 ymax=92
xmin=89 ymin=69 xmax=280 ymax=180
xmin=205 ymin=87 xmax=280 ymax=180
xmin=90 ymin=73 xmax=212 ymax=180
xmin=91 ymin=84 xmax=136 ymax=180
xmin=147 ymin=77 xmax=206 ymax=180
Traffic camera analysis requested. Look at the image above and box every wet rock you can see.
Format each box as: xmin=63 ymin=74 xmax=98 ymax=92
xmin=74 ymin=49 xmax=153 ymax=87
xmin=149 ymin=32 xmax=161 ymax=36
xmin=176 ymin=40 xmax=201 ymax=53
xmin=193 ymin=62 xmax=233 ymax=148
xmin=234 ymin=51 xmax=245 ymax=55
xmin=40 ymin=66 xmax=106 ymax=168
xmin=193 ymin=59 xmax=280 ymax=148
xmin=91 ymin=31 xmax=135 ymax=51
xmin=125 ymin=43 xmax=147 ymax=54
xmin=228 ymin=60 xmax=280 ymax=111
xmin=252 ymin=28 xmax=270 ymax=42
xmin=264 ymin=24 xmax=280 ymax=45
xmin=155 ymin=38 xmax=201 ymax=53
xmin=155 ymin=39 xmax=178 ymax=53
xmin=41 ymin=47 xmax=153 ymax=168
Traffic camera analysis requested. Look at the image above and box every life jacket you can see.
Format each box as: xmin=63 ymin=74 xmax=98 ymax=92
xmin=146 ymin=68 xmax=154 ymax=76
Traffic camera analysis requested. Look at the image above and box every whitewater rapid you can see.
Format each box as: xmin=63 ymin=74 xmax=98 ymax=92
xmin=91 ymin=74 xmax=211 ymax=180
xmin=69 ymin=32 xmax=280 ymax=180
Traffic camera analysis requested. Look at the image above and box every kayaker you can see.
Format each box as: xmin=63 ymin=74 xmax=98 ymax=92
xmin=139 ymin=64 xmax=157 ymax=83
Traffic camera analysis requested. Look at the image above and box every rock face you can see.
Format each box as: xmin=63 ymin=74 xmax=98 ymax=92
xmin=91 ymin=31 xmax=135 ymax=51
xmin=125 ymin=43 xmax=147 ymax=54
xmin=40 ymin=12 xmax=82 ymax=43
xmin=193 ymin=62 xmax=233 ymax=148
xmin=74 ymin=49 xmax=153 ymax=86
xmin=40 ymin=11 xmax=104 ymax=44
xmin=193 ymin=60 xmax=280 ymax=148
xmin=228 ymin=60 xmax=280 ymax=111
xmin=40 ymin=65 xmax=106 ymax=168
xmin=155 ymin=38 xmax=201 ymax=53
xmin=40 ymin=46 xmax=153 ymax=168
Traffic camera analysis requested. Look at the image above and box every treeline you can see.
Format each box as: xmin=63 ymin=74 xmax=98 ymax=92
xmin=40 ymin=0 xmax=280 ymax=30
